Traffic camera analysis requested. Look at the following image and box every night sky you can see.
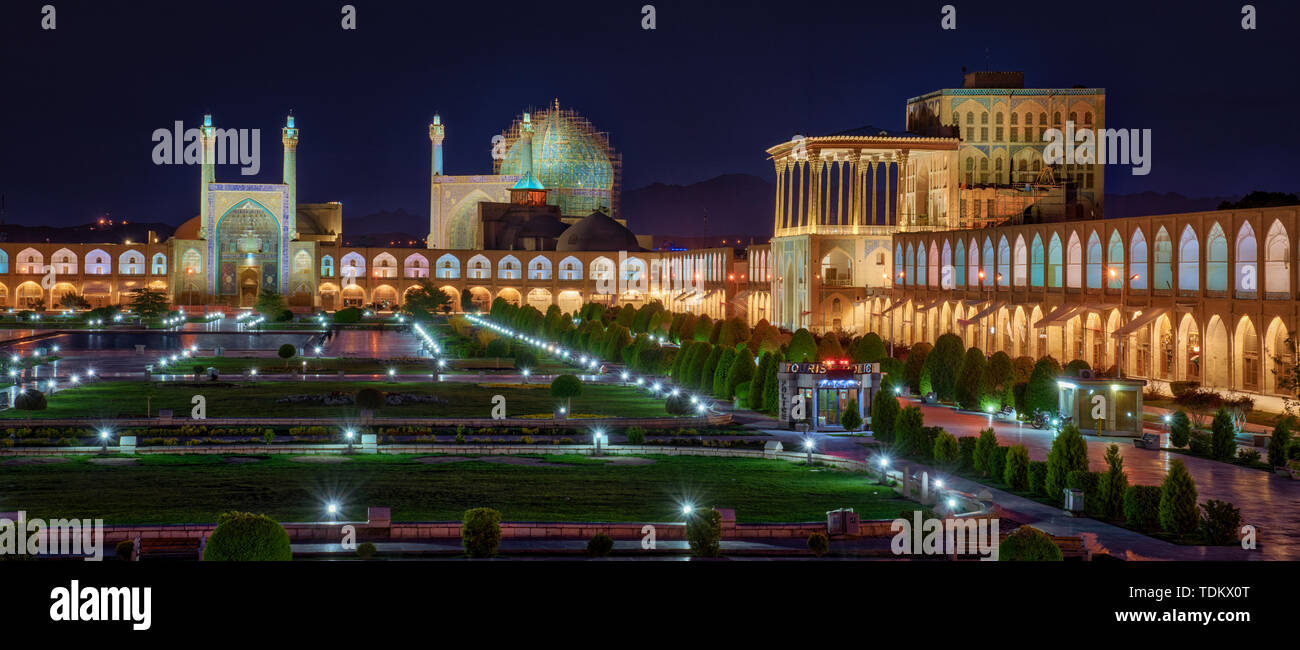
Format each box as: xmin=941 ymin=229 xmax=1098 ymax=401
xmin=1 ymin=0 xmax=1297 ymax=230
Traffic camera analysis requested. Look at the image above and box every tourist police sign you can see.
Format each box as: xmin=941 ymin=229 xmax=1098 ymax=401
xmin=777 ymin=360 xmax=879 ymax=431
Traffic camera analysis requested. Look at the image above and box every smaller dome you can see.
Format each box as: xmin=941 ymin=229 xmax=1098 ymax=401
xmin=174 ymin=215 xmax=202 ymax=240
xmin=512 ymin=172 xmax=545 ymax=191
xmin=556 ymin=210 xmax=641 ymax=252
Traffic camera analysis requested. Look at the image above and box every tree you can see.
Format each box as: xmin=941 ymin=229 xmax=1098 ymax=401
xmin=128 ymin=287 xmax=170 ymax=320
xmin=725 ymin=348 xmax=755 ymax=401
xmin=699 ymin=346 xmax=724 ymax=391
xmin=933 ymin=431 xmax=960 ymax=469
xmin=59 ymin=293 xmax=90 ymax=310
xmin=1098 ymin=443 xmax=1129 ymax=520
xmin=356 ymin=387 xmax=384 ymax=410
xmin=817 ymin=334 xmax=845 ymax=362
xmin=1268 ymin=416 xmax=1294 ymax=467
xmin=686 ymin=343 xmax=714 ymax=390
xmin=459 ymin=289 xmax=476 ymax=313
xmin=903 ymin=342 xmax=932 ymax=394
xmin=870 ymin=379 xmax=900 ymax=443
xmin=278 ymin=343 xmax=296 ymax=369
xmin=685 ymin=508 xmax=722 ymax=557
xmin=987 ymin=351 xmax=1013 ymax=391
xmin=1209 ymin=407 xmax=1236 ymax=460
xmin=712 ymin=347 xmax=737 ymax=398
xmin=840 ymin=398 xmax=863 ymax=432
xmin=999 ymin=526 xmax=1063 ymax=561
xmin=462 ymin=507 xmax=502 ymax=558
xmin=202 ymin=511 xmax=292 ymax=561
xmin=1003 ymin=444 xmax=1030 ymax=490
xmin=550 ymin=374 xmax=583 ymax=412
xmin=955 ymin=347 xmax=989 ymax=411
xmin=748 ymin=352 xmax=772 ymax=410
xmin=1024 ymin=357 xmax=1061 ymax=416
xmin=786 ymin=328 xmax=817 ymax=363
xmin=973 ymin=428 xmax=998 ymax=476
xmin=761 ymin=352 xmax=782 ymax=415
xmin=400 ymin=280 xmax=453 ymax=321
xmin=1168 ymin=410 xmax=1192 ymax=447
xmin=923 ymin=334 xmax=964 ymax=402
xmin=1217 ymin=190 xmax=1300 ymax=210
xmin=893 ymin=406 xmax=925 ymax=457
xmin=852 ymin=333 xmax=886 ymax=363
xmin=1045 ymin=424 xmax=1088 ymax=502
xmin=1158 ymin=458 xmax=1199 ymax=536
xmin=254 ymin=290 xmax=287 ymax=320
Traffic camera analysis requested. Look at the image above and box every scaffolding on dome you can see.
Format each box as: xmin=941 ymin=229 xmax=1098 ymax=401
xmin=495 ymin=100 xmax=622 ymax=219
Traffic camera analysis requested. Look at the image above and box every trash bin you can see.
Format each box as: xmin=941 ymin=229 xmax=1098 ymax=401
xmin=1064 ymin=488 xmax=1085 ymax=515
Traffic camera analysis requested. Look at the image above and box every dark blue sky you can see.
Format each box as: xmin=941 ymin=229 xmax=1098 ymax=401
xmin=1 ymin=0 xmax=1296 ymax=229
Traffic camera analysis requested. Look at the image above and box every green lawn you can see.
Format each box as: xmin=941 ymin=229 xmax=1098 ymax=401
xmin=0 ymin=380 xmax=671 ymax=419
xmin=0 ymin=453 xmax=908 ymax=524
xmin=181 ymin=356 xmax=434 ymax=375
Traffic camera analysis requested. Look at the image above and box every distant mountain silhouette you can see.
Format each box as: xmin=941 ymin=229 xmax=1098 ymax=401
xmin=623 ymin=173 xmax=775 ymax=239
xmin=1104 ymin=192 xmax=1236 ymax=219
xmin=0 ymin=221 xmax=174 ymax=244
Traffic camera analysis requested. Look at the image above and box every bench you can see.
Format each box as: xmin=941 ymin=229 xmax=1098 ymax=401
xmin=138 ymin=536 xmax=204 ymax=560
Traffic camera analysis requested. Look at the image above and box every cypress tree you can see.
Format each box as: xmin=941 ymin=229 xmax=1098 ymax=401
xmin=712 ymin=348 xmax=737 ymax=398
xmin=726 ymin=348 xmax=756 ymax=401
xmin=787 ymin=328 xmax=818 ymax=363
xmin=699 ymin=346 xmax=724 ymax=391
xmin=870 ymin=380 xmax=901 ymax=443
xmin=923 ymin=333 xmax=964 ymax=402
xmin=1024 ymin=356 xmax=1062 ymax=416
xmin=761 ymin=352 xmax=782 ymax=415
xmin=1098 ymin=443 xmax=1129 ymax=520
xmin=1045 ymin=424 xmax=1089 ymax=502
xmin=686 ymin=343 xmax=713 ymax=390
xmin=1158 ymin=458 xmax=1199 ymax=535
xmin=748 ymin=352 xmax=772 ymax=410
xmin=955 ymin=347 xmax=989 ymax=411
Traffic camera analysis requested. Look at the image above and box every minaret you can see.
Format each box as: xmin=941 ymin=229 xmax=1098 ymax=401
xmin=520 ymin=112 xmax=534 ymax=178
xmin=199 ymin=113 xmax=215 ymax=239
xmin=428 ymin=115 xmax=445 ymax=248
xmin=281 ymin=114 xmax=299 ymax=239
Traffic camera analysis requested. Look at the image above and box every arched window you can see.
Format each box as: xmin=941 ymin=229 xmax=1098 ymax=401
xmin=916 ymin=244 xmax=927 ymax=286
xmin=1030 ymin=234 xmax=1045 ymax=287
xmin=1013 ymin=235 xmax=1028 ymax=286
xmin=498 ymin=255 xmax=521 ymax=280
xmin=320 ymin=255 xmax=335 ymax=278
xmin=403 ymin=254 xmax=429 ymax=279
xmin=1066 ymin=232 xmax=1082 ymax=288
xmin=372 ymin=253 xmax=397 ymax=279
xmin=118 ymin=250 xmax=145 ymax=275
xmin=1264 ymin=220 xmax=1289 ymax=297
xmin=982 ymin=238 xmax=995 ymax=286
xmin=928 ymin=241 xmax=939 ymax=287
xmin=941 ymin=241 xmax=952 ymax=288
xmin=954 ymin=238 xmax=965 ymax=288
xmin=0 ymin=249 xmax=8 ymax=274
xmin=435 ymin=254 xmax=460 ymax=279
xmin=967 ymin=239 xmax=979 ymax=286
xmin=1048 ymin=233 xmax=1063 ymax=287
xmin=558 ymin=256 xmax=582 ymax=281
xmin=1106 ymin=231 xmax=1124 ymax=290
xmin=905 ymin=244 xmax=915 ymax=286
xmin=1206 ymin=223 xmax=1228 ymax=292
xmin=151 ymin=253 xmax=167 ymax=275
xmin=467 ymin=254 xmax=490 ymax=280
xmin=1178 ymin=225 xmax=1200 ymax=291
xmin=1130 ymin=229 xmax=1148 ymax=290
xmin=997 ymin=236 xmax=1011 ymax=286
xmin=1086 ymin=232 xmax=1102 ymax=289
xmin=528 ymin=256 xmax=552 ymax=280
xmin=1235 ymin=222 xmax=1258 ymax=296
xmin=181 ymin=248 xmax=202 ymax=275
xmin=1154 ymin=227 xmax=1173 ymax=291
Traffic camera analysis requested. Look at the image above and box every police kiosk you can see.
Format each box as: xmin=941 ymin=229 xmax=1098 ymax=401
xmin=777 ymin=360 xmax=879 ymax=431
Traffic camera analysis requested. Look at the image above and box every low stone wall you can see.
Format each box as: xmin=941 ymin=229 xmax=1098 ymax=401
xmin=0 ymin=413 xmax=731 ymax=430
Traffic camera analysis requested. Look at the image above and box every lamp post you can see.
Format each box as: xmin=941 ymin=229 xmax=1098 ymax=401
xmin=890 ymin=271 xmax=904 ymax=358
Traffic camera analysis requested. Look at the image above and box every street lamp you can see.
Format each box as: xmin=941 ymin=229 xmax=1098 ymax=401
xmin=99 ymin=430 xmax=111 ymax=453
xmin=803 ymin=437 xmax=814 ymax=464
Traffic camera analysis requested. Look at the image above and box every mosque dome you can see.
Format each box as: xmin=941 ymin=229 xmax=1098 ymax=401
xmin=556 ymin=210 xmax=641 ymax=252
xmin=497 ymin=101 xmax=620 ymax=218
xmin=174 ymin=215 xmax=202 ymax=240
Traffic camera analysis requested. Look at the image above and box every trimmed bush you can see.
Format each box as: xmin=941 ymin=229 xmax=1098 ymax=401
xmin=1123 ymin=485 xmax=1162 ymax=530
xmin=870 ymin=384 xmax=900 ymax=443
xmin=624 ymin=427 xmax=646 ymax=445
xmin=1066 ymin=470 xmax=1101 ymax=514
xmin=1168 ymin=410 xmax=1191 ymax=448
xmin=333 ymin=307 xmax=363 ymax=323
xmin=955 ymin=347 xmax=990 ymax=411
xmin=924 ymin=333 xmax=966 ymax=402
xmin=999 ymin=526 xmax=1063 ymax=561
xmin=685 ymin=508 xmax=722 ymax=557
xmin=550 ymin=374 xmax=583 ymax=411
xmin=840 ymin=398 xmax=863 ymax=432
xmin=586 ymin=533 xmax=615 ymax=557
xmin=115 ymin=540 xmax=134 ymax=561
xmin=958 ymin=436 xmax=977 ymax=471
xmin=1097 ymin=443 xmax=1129 ymax=520
xmin=893 ymin=406 xmax=925 ymax=457
xmin=1158 ymin=459 xmax=1199 ymax=536
xmin=903 ymin=342 xmax=932 ymax=394
xmin=462 ymin=507 xmax=502 ymax=558
xmin=1024 ymin=357 xmax=1061 ymax=416
xmin=1198 ymin=500 xmax=1242 ymax=546
xmin=278 ymin=343 xmax=296 ymax=361
xmin=202 ymin=511 xmax=292 ymax=561
xmin=1210 ymin=408 xmax=1237 ymax=460
xmin=355 ymin=388 xmax=384 ymax=410
xmin=807 ymin=531 xmax=829 ymax=557
xmin=357 ymin=542 xmax=377 ymax=559
xmin=14 ymin=389 xmax=46 ymax=411
xmin=973 ymin=428 xmax=998 ymax=476
xmin=1187 ymin=431 xmax=1211 ymax=456
xmin=988 ymin=445 xmax=1010 ymax=483
xmin=933 ymin=431 xmax=961 ymax=469
xmin=1045 ymin=424 xmax=1088 ymax=503
xmin=1027 ymin=461 xmax=1049 ymax=496
xmin=1003 ymin=444 xmax=1030 ymax=490
xmin=1268 ymin=417 xmax=1293 ymax=467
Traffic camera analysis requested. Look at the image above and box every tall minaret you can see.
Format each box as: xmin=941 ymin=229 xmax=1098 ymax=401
xmin=520 ymin=112 xmax=534 ymax=178
xmin=199 ymin=113 xmax=215 ymax=239
xmin=428 ymin=115 xmax=445 ymax=248
xmin=281 ymin=114 xmax=299 ymax=239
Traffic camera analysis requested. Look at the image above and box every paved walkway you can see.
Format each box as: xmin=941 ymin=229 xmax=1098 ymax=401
xmin=728 ymin=403 xmax=1293 ymax=560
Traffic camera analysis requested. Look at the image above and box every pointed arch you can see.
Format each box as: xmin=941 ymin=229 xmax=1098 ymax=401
xmin=403 ymin=253 xmax=429 ymax=279
xmin=1066 ymin=231 xmax=1082 ymax=288
xmin=905 ymin=243 xmax=915 ymax=286
xmin=1234 ymin=221 xmax=1258 ymax=296
xmin=1264 ymin=219 xmax=1289 ymax=297
xmin=916 ymin=243 xmax=927 ymax=286
xmin=928 ymin=241 xmax=939 ymax=287
xmin=16 ymin=247 xmax=42 ymax=274
xmin=0 ymin=249 xmax=8 ymax=275
xmin=1013 ymin=235 xmax=1028 ymax=286
xmin=498 ymin=254 xmax=522 ymax=280
xmin=1030 ymin=233 xmax=1045 ymax=287
xmin=320 ymin=254 xmax=335 ymax=278
xmin=1085 ymin=231 xmax=1102 ymax=289
xmin=1206 ymin=222 xmax=1228 ymax=292
xmin=1106 ymin=230 xmax=1124 ymax=290
xmin=51 ymin=248 xmax=78 ymax=275
xmin=340 ymin=252 xmax=366 ymax=280
xmin=1154 ymin=226 xmax=1173 ymax=291
xmin=118 ymin=250 xmax=145 ymax=275
xmin=435 ymin=253 xmax=460 ymax=279
xmin=558 ymin=255 xmax=582 ymax=281
xmin=981 ymin=237 xmax=994 ymax=286
xmin=372 ymin=252 xmax=398 ymax=279
xmin=997 ymin=235 xmax=1011 ymax=286
xmin=466 ymin=254 xmax=490 ymax=279
xmin=967 ymin=238 xmax=979 ymax=286
xmin=954 ymin=238 xmax=966 ymax=288
xmin=1129 ymin=228 xmax=1148 ymax=290
xmin=528 ymin=255 xmax=553 ymax=280
xmin=1178 ymin=225 xmax=1200 ymax=291
xmin=941 ymin=240 xmax=953 ymax=288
